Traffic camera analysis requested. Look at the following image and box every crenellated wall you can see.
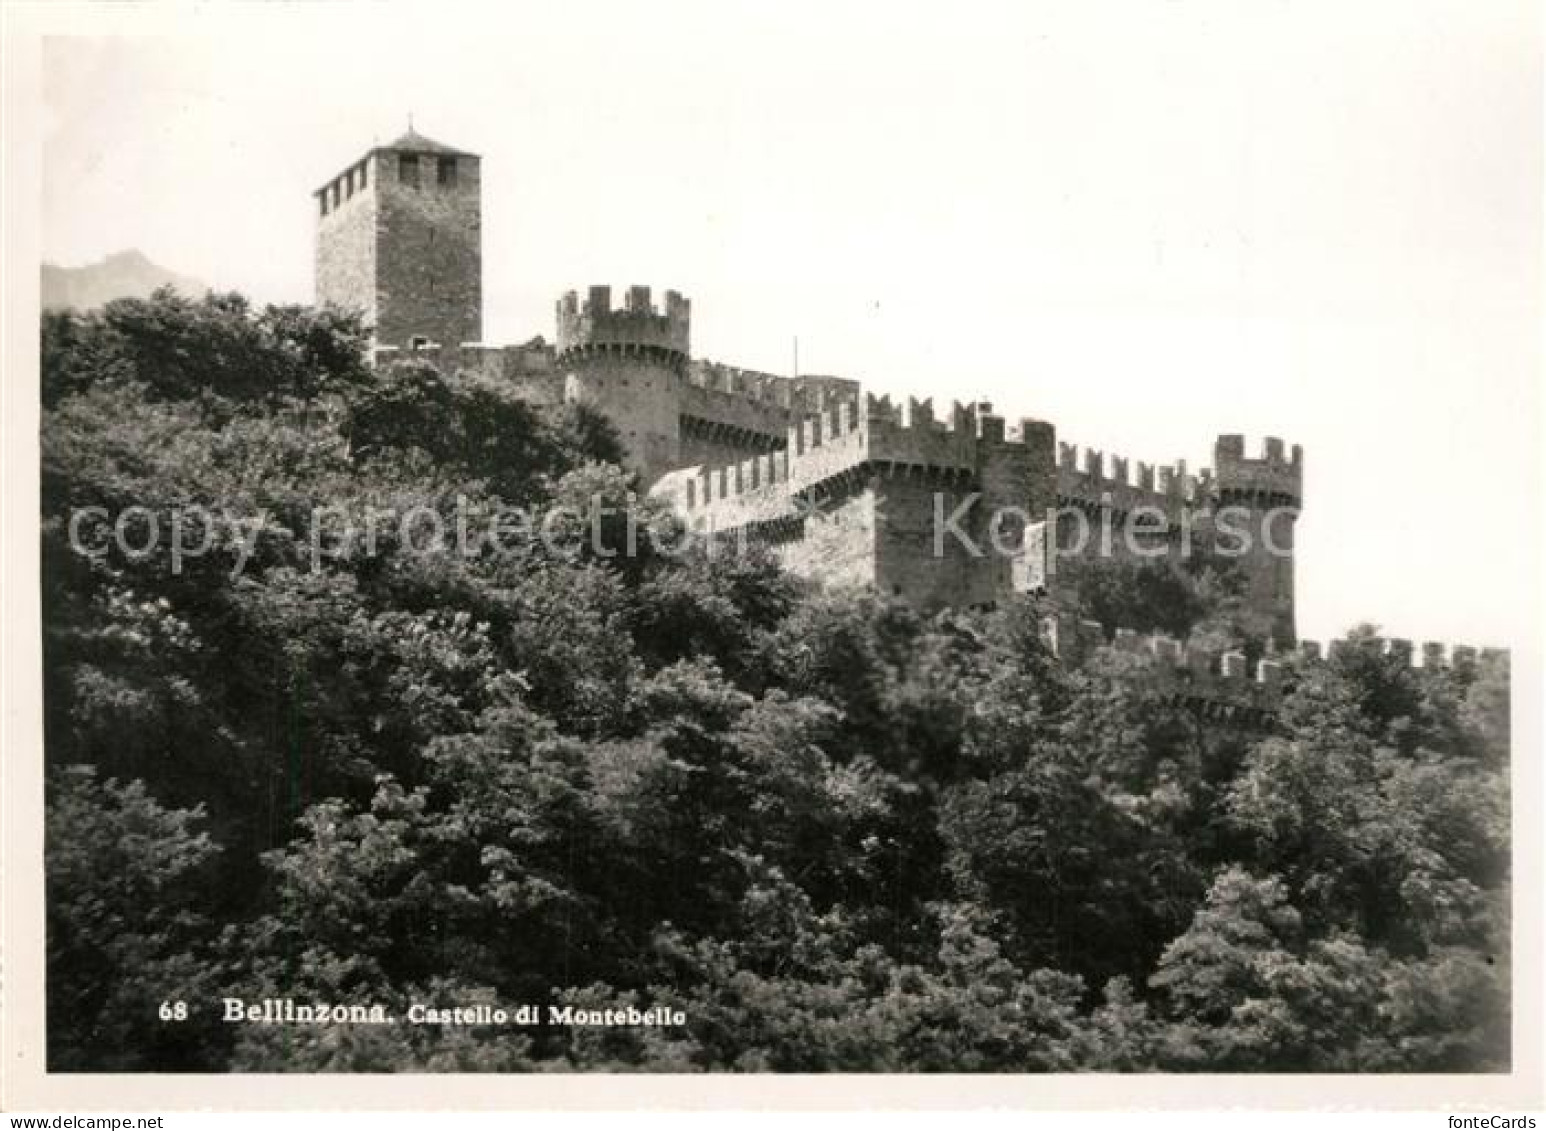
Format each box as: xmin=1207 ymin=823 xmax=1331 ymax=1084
xmin=1053 ymin=434 xmax=1301 ymax=518
xmin=1043 ymin=611 xmax=1507 ymax=722
xmin=661 ymin=397 xmax=1047 ymax=521
xmin=554 ymin=285 xmax=690 ymax=480
xmin=685 ymin=362 xmax=859 ymax=411
xmin=679 ymin=374 xmax=800 ymax=468
xmin=1050 ymin=433 xmax=1304 ymax=645
xmin=650 ymin=396 xmax=1059 ymax=608
xmin=556 ymin=285 xmax=690 ymax=362
xmin=1055 ymin=441 xmax=1205 ymax=521
xmin=551 ymin=288 xmax=872 ymax=479
xmin=677 ymin=362 xmax=863 ymax=468
xmin=1213 ymin=433 xmax=1304 ymax=506
xmin=653 ymin=448 xmax=797 ymax=532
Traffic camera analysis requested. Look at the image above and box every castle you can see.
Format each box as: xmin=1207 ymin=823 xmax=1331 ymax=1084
xmin=316 ymin=130 xmax=1325 ymax=661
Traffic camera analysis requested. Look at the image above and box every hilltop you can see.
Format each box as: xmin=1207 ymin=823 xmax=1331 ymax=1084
xmin=41 ymin=249 xmax=206 ymax=312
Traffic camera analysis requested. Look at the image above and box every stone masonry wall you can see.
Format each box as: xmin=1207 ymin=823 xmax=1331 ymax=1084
xmin=874 ymin=477 xmax=996 ymax=608
xmin=564 ymin=361 xmax=683 ymax=482
xmin=653 ymin=397 xmax=1061 ymax=608
xmin=315 ymin=152 xmax=380 ymax=330
xmin=776 ymin=490 xmax=878 ymax=590
xmin=374 ymin=152 xmax=482 ymax=350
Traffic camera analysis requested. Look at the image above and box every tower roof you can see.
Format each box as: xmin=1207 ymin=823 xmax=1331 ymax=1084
xmin=380 ymin=129 xmax=474 ymax=158
xmin=316 ymin=129 xmax=479 ymax=194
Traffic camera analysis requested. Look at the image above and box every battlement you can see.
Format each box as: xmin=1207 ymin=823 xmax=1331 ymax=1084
xmin=556 ymin=285 xmax=691 ymax=362
xmin=652 ymin=395 xmax=1058 ymax=535
xmin=1055 ymin=433 xmax=1303 ymax=515
xmin=1213 ymin=434 xmax=1304 ymax=504
xmin=1056 ymin=442 xmax=1202 ymax=498
xmin=678 ymin=362 xmax=862 ymax=453
xmin=859 ymin=395 xmax=1036 ymax=445
xmin=685 ymin=362 xmax=859 ymax=412
xmin=652 ymin=449 xmax=799 ymax=533
xmin=688 ymin=362 xmax=796 ymax=405
xmin=1044 ymin=612 xmax=1506 ymax=719
xmin=680 ymin=449 xmax=793 ymax=507
xmin=1056 ymin=441 xmax=1206 ymax=518
xmin=664 ymin=400 xmax=871 ymax=516
xmin=788 ymin=394 xmax=1053 ymax=496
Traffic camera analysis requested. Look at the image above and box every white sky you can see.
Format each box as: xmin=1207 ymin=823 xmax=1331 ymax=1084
xmin=37 ymin=0 xmax=1543 ymax=651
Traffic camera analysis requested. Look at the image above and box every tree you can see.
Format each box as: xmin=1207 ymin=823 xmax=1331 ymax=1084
xmin=38 ymin=291 xmax=1512 ymax=1074
xmin=46 ymin=767 xmax=226 ymax=1070
xmin=42 ymin=289 xmax=370 ymax=409
xmin=1150 ymin=865 xmax=1508 ymax=1071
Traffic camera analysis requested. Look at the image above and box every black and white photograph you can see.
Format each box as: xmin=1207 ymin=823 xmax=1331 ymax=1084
xmin=2 ymin=0 xmax=1541 ymax=1115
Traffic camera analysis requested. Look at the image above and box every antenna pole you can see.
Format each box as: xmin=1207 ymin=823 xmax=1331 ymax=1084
xmin=793 ymin=335 xmax=799 ymax=380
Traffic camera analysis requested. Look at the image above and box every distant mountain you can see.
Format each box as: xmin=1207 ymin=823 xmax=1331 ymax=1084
xmin=41 ymin=249 xmax=207 ymax=312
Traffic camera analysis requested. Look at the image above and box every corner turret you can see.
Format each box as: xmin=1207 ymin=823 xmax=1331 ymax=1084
xmin=556 ymin=285 xmax=690 ymax=366
xmin=1211 ymin=434 xmax=1303 ymax=647
xmin=1212 ymin=434 xmax=1303 ymax=507
xmin=555 ymin=285 xmax=692 ymax=482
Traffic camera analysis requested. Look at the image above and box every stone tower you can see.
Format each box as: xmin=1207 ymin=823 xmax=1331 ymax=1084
xmin=556 ymin=285 xmax=691 ymax=482
xmin=1212 ymin=434 xmax=1303 ymax=646
xmin=315 ymin=129 xmax=482 ymax=351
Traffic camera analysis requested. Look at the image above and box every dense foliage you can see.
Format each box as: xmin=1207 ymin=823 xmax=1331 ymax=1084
xmin=41 ymin=291 xmax=1511 ymax=1072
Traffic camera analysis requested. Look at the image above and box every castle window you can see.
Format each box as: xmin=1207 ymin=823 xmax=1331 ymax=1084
xmin=319 ymin=192 xmax=328 ymax=217
xmin=330 ymin=182 xmax=341 ymax=209
xmin=358 ymin=160 xmax=367 ymax=188
xmin=399 ymin=153 xmax=420 ymax=187
xmin=437 ymin=156 xmax=457 ymax=186
xmin=345 ymin=169 xmax=355 ymax=198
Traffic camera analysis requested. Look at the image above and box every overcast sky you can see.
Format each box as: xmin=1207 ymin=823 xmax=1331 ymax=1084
xmin=38 ymin=1 xmax=1542 ymax=652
